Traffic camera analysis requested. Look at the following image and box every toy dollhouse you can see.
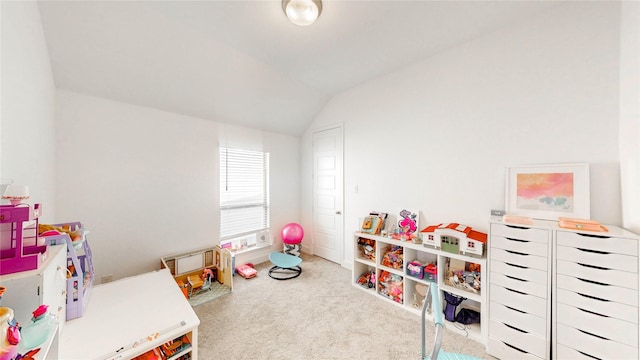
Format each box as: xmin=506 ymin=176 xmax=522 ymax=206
xmin=0 ymin=204 xmax=47 ymax=275
xmin=420 ymin=223 xmax=487 ymax=257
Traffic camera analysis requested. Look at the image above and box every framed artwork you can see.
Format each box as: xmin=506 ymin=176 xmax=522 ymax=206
xmin=505 ymin=163 xmax=590 ymax=220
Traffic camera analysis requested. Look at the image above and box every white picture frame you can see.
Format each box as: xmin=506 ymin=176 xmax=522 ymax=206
xmin=505 ymin=163 xmax=590 ymax=220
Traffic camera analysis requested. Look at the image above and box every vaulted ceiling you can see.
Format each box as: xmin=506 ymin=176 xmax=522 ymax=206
xmin=37 ymin=1 xmax=561 ymax=136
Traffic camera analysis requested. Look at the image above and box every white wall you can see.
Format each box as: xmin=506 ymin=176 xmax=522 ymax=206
xmin=1 ymin=1 xmax=56 ymax=220
xmin=302 ymin=2 xmax=631 ymax=267
xmin=619 ymin=1 xmax=640 ymax=234
xmin=56 ymin=90 xmax=300 ymax=281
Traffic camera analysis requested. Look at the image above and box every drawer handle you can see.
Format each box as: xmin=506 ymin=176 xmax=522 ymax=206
xmin=505 ymin=225 xmax=529 ymax=230
xmin=505 ymin=262 xmax=528 ymax=269
xmin=577 ymin=262 xmax=609 ymax=271
xmin=504 ymin=323 xmax=528 ymax=333
xmin=577 ymin=278 xmax=609 ymax=286
xmin=577 ymin=248 xmax=610 ymax=255
xmin=505 ymin=287 xmax=527 ymax=295
xmin=578 ymin=307 xmax=609 ymax=318
xmin=504 ymin=305 xmax=526 ymax=314
xmin=577 ymin=328 xmax=610 ymax=341
xmin=576 ymin=233 xmax=609 ymax=239
xmin=505 ymin=237 xmax=528 ymax=243
xmin=505 ymin=250 xmax=528 ymax=256
xmin=577 ymin=350 xmax=602 ymax=360
xmin=577 ymin=292 xmax=609 ymax=302
xmin=502 ymin=341 xmax=528 ymax=354
xmin=505 ymin=275 xmax=527 ymax=282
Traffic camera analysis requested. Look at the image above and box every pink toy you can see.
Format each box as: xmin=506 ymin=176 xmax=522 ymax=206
xmin=0 ymin=204 xmax=47 ymax=275
xmin=236 ymin=263 xmax=257 ymax=279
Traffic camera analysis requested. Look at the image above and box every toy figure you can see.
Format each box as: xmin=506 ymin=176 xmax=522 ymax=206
xmin=398 ymin=209 xmax=417 ymax=239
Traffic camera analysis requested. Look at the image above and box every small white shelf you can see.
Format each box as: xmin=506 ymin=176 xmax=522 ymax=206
xmin=353 ymin=231 xmax=487 ymax=344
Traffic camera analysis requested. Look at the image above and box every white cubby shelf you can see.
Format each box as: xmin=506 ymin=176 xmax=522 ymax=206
xmin=353 ymin=231 xmax=487 ymax=344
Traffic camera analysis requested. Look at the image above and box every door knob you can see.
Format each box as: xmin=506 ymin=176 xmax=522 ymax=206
xmin=336 ymin=211 xmax=342 ymax=215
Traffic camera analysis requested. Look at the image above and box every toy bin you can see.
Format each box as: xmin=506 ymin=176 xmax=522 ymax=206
xmin=406 ymin=261 xmax=424 ymax=279
xmin=424 ymin=263 xmax=437 ymax=282
xmin=380 ymin=245 xmax=403 ymax=269
xmin=377 ymin=270 xmax=403 ymax=304
xmin=356 ymin=237 xmax=376 ymax=262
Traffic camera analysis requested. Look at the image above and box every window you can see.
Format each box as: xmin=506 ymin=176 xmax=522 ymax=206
xmin=219 ymin=147 xmax=270 ymax=252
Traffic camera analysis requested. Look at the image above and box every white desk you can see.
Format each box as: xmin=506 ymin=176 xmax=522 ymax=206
xmin=60 ymin=269 xmax=199 ymax=360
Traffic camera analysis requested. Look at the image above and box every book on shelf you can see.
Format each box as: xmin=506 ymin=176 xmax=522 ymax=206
xmin=361 ymin=214 xmax=384 ymax=235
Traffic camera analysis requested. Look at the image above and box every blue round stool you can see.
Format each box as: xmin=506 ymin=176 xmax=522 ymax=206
xmin=268 ymin=252 xmax=302 ymax=280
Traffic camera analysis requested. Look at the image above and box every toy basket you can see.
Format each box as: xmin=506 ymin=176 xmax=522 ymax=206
xmin=406 ymin=260 xmax=424 ymax=279
xmin=424 ymin=263 xmax=437 ymax=282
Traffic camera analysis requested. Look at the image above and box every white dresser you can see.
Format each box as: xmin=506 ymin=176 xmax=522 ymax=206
xmin=0 ymin=245 xmax=67 ymax=359
xmin=554 ymin=226 xmax=639 ymax=360
xmin=487 ymin=219 xmax=552 ymax=360
xmin=487 ymin=217 xmax=640 ymax=360
xmin=0 ymin=244 xmax=67 ymax=326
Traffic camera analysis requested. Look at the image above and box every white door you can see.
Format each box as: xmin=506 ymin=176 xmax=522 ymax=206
xmin=312 ymin=126 xmax=343 ymax=264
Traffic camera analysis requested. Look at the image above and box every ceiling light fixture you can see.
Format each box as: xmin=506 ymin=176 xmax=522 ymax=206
xmin=282 ymin=0 xmax=322 ymax=26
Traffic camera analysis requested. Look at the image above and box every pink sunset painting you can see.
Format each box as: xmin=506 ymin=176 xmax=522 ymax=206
xmin=516 ymin=172 xmax=574 ymax=212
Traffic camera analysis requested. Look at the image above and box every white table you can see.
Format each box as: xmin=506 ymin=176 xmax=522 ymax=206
xmin=60 ymin=269 xmax=200 ymax=360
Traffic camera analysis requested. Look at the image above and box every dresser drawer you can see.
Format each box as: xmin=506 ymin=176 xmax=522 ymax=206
xmin=556 ymin=231 xmax=638 ymax=256
xmin=557 ymin=323 xmax=638 ymax=360
xmin=491 ymin=272 xmax=547 ymax=298
xmin=487 ymin=337 xmax=542 ymax=360
xmin=556 ymin=288 xmax=638 ymax=324
xmin=491 ymin=223 xmax=549 ymax=243
xmin=556 ymin=260 xmax=638 ymax=290
xmin=556 ymin=274 xmax=637 ymax=307
xmin=491 ymin=260 xmax=547 ymax=285
xmin=490 ymin=284 xmax=547 ymax=317
xmin=490 ymin=301 xmax=547 ymax=336
xmin=489 ymin=319 xmax=547 ymax=359
xmin=491 ymin=248 xmax=547 ymax=271
xmin=556 ymin=302 xmax=637 ymax=347
xmin=556 ymin=245 xmax=637 ymax=273
xmin=556 ymin=344 xmax=619 ymax=360
xmin=490 ymin=235 xmax=548 ymax=257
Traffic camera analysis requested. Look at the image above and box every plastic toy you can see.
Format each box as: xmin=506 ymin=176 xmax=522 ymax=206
xmin=420 ymin=223 xmax=487 ymax=257
xmin=236 ymin=263 xmax=257 ymax=279
xmin=201 ymin=268 xmax=214 ymax=291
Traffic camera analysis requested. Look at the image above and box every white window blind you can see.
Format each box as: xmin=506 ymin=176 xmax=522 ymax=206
xmin=219 ymin=147 xmax=270 ymax=241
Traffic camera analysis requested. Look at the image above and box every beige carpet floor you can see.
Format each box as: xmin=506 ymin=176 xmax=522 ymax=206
xmin=194 ymin=254 xmax=494 ymax=359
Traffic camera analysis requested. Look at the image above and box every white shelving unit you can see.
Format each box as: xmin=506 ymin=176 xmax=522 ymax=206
xmin=352 ymin=232 xmax=487 ymax=344
xmin=0 ymin=245 xmax=67 ymax=360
